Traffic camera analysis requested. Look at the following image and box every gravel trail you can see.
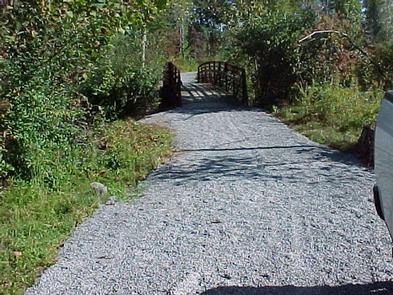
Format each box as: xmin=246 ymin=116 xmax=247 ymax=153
xmin=26 ymin=73 xmax=393 ymax=295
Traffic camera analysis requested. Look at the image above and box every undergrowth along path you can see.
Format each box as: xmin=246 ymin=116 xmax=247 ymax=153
xmin=26 ymin=73 xmax=393 ymax=295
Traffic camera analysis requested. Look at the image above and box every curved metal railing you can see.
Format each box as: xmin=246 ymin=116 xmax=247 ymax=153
xmin=197 ymin=61 xmax=248 ymax=106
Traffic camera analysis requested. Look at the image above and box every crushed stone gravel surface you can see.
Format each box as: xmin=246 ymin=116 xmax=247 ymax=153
xmin=26 ymin=73 xmax=393 ymax=295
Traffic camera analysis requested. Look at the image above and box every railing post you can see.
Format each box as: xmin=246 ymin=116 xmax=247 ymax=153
xmin=220 ymin=62 xmax=224 ymax=87
xmin=213 ymin=61 xmax=215 ymax=84
xmin=241 ymin=68 xmax=248 ymax=106
xmin=207 ymin=63 xmax=210 ymax=83
xmin=176 ymin=68 xmax=181 ymax=106
xmin=224 ymin=63 xmax=228 ymax=92
xmin=231 ymin=67 xmax=235 ymax=93
xmin=169 ymin=62 xmax=173 ymax=86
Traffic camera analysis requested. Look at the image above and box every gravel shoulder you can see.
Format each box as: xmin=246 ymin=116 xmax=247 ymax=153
xmin=26 ymin=73 xmax=393 ymax=295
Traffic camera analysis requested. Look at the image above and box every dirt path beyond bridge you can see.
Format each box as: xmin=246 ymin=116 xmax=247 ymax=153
xmin=26 ymin=73 xmax=393 ymax=295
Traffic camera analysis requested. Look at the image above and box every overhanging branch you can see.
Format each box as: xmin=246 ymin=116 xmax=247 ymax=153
xmin=298 ymin=30 xmax=386 ymax=80
xmin=298 ymin=30 xmax=344 ymax=44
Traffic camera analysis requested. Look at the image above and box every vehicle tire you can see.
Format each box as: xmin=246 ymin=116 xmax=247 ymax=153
xmin=374 ymin=185 xmax=385 ymax=220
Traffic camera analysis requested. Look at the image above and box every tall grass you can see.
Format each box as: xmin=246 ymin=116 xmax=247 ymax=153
xmin=0 ymin=119 xmax=172 ymax=295
xmin=276 ymin=82 xmax=384 ymax=150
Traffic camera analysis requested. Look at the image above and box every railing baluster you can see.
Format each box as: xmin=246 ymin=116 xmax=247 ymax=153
xmin=225 ymin=63 xmax=228 ymax=91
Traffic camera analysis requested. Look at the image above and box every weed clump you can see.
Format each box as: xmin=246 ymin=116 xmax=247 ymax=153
xmin=276 ymin=82 xmax=384 ymax=150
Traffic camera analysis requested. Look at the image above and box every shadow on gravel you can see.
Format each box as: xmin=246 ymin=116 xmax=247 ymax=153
xmin=176 ymin=145 xmax=317 ymax=153
xmin=169 ymin=80 xmax=368 ymax=174
xmin=171 ymin=83 xmax=248 ymax=115
xmin=154 ymin=144 xmax=368 ymax=185
xmin=183 ymin=83 xmax=229 ymax=102
xmin=315 ymin=148 xmax=366 ymax=169
xmin=201 ymin=281 xmax=393 ymax=295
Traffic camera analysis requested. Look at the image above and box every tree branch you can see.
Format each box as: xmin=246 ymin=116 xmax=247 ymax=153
xmin=298 ymin=30 xmax=344 ymax=44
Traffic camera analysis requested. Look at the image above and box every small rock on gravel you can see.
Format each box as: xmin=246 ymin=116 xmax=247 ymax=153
xmin=105 ymin=196 xmax=117 ymax=206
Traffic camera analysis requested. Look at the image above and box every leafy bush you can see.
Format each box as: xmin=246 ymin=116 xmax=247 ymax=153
xmin=370 ymin=42 xmax=393 ymax=90
xmin=175 ymin=56 xmax=200 ymax=72
xmin=4 ymin=81 xmax=82 ymax=180
xmin=0 ymin=2 xmax=114 ymax=179
xmin=297 ymin=82 xmax=382 ymax=128
xmin=231 ymin=10 xmax=316 ymax=106
xmin=82 ymin=34 xmax=163 ymax=119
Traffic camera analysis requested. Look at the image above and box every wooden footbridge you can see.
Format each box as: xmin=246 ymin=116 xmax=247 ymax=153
xmin=160 ymin=61 xmax=248 ymax=108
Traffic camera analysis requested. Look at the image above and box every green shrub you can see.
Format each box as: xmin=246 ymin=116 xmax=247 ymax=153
xmin=231 ymin=9 xmax=316 ymax=106
xmin=82 ymin=33 xmax=164 ymax=119
xmin=371 ymin=42 xmax=393 ymax=90
xmin=175 ymin=56 xmax=199 ymax=72
xmin=298 ymin=82 xmax=382 ymax=127
xmin=1 ymin=74 xmax=83 ymax=180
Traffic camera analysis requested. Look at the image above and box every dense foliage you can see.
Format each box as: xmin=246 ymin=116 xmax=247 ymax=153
xmin=0 ymin=0 xmax=390 ymax=184
xmin=222 ymin=1 xmax=392 ymax=105
xmin=0 ymin=0 xmax=169 ymax=181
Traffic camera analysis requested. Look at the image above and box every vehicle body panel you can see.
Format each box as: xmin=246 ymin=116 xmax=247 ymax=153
xmin=375 ymin=91 xmax=393 ymax=241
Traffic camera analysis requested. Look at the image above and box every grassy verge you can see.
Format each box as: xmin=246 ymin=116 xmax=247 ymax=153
xmin=274 ymin=83 xmax=384 ymax=151
xmin=0 ymin=119 xmax=172 ymax=295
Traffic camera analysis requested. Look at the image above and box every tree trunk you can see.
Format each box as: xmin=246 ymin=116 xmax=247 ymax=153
xmin=142 ymin=26 xmax=147 ymax=68
xmin=355 ymin=125 xmax=375 ymax=167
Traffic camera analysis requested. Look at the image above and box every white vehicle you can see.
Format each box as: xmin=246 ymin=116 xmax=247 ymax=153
xmin=374 ymin=91 xmax=393 ymax=247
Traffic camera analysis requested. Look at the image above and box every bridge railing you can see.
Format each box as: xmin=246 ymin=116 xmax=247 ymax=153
xmin=197 ymin=61 xmax=248 ymax=106
xmin=160 ymin=62 xmax=182 ymax=108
